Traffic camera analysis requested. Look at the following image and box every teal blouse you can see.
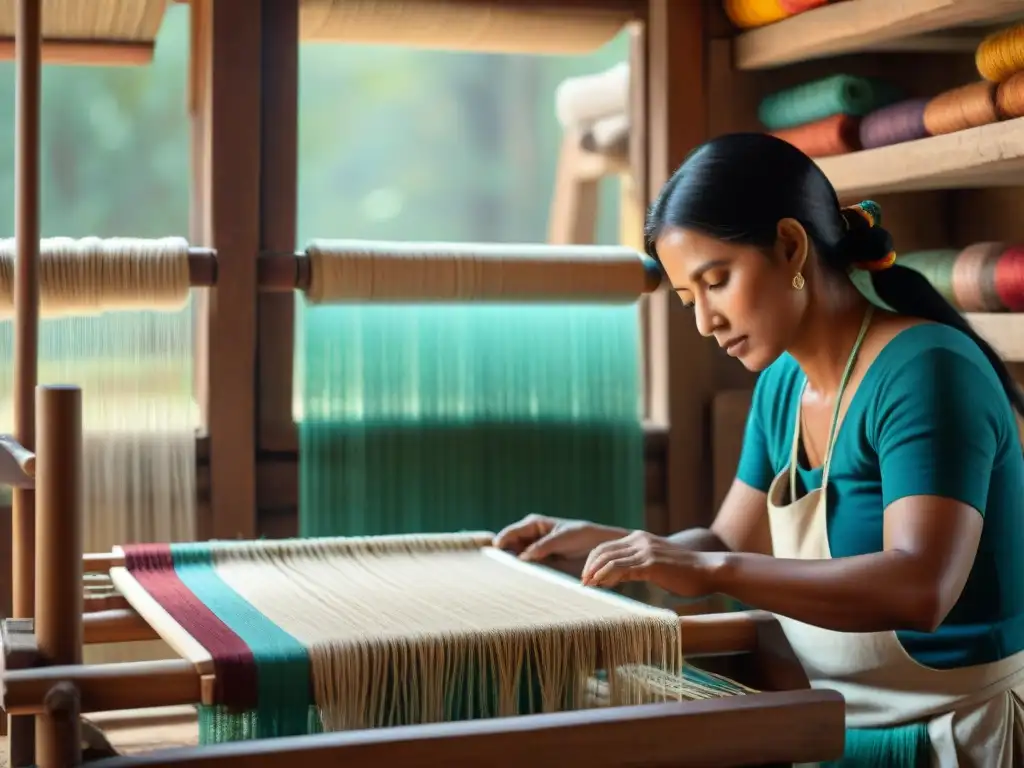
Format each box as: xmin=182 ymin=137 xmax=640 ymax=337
xmin=737 ymin=323 xmax=1024 ymax=670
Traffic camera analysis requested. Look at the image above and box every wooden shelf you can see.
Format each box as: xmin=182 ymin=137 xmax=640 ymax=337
xmin=967 ymin=313 xmax=1024 ymax=362
xmin=734 ymin=0 xmax=1024 ymax=70
xmin=815 ymin=116 xmax=1024 ymax=199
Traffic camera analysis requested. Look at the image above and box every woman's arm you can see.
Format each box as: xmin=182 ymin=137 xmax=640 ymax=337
xmin=586 ymin=347 xmax=998 ymax=633
xmin=668 ymin=480 xmax=772 ymax=555
xmin=708 ymin=495 xmax=982 ymax=632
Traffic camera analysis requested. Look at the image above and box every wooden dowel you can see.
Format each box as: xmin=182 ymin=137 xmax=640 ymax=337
xmin=0 ymin=39 xmax=153 ymax=67
xmin=193 ymin=249 xmax=663 ymax=294
xmin=9 ymin=0 xmax=41 ymax=761
xmin=3 ymin=660 xmax=201 ymax=715
xmin=83 ymin=552 xmax=123 ymax=573
xmin=0 ymin=434 xmax=35 ymax=486
xmin=38 ymin=683 xmax=80 ymax=768
xmin=34 ymin=386 xmax=84 ymax=765
xmin=82 ymin=610 xmax=156 ymax=645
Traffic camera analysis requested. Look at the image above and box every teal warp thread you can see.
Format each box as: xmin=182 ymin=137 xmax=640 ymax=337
xmin=295 ymin=300 xmax=646 ymax=538
xmin=824 ymin=723 xmax=931 ymax=767
xmin=758 ymin=74 xmax=904 ymax=131
xmin=170 ymin=542 xmax=315 ymax=743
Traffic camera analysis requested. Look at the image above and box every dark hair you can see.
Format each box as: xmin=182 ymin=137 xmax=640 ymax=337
xmin=645 ymin=132 xmax=1024 ymax=418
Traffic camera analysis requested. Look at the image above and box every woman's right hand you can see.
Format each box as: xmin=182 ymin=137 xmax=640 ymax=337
xmin=493 ymin=514 xmax=627 ymax=562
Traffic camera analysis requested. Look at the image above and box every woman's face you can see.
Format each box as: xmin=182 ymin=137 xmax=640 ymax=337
xmin=654 ymin=225 xmax=806 ymax=371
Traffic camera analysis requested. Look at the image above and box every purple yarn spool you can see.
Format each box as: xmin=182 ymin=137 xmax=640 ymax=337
xmin=858 ymin=98 xmax=929 ymax=150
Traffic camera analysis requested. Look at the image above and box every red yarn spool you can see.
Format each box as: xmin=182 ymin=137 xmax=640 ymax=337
xmin=770 ymin=114 xmax=860 ymax=158
xmin=779 ymin=0 xmax=828 ymax=12
xmin=993 ymin=245 xmax=1024 ymax=311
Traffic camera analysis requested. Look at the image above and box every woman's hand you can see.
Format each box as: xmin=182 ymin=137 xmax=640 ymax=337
xmin=493 ymin=514 xmax=627 ymax=562
xmin=581 ymin=530 xmax=724 ymax=598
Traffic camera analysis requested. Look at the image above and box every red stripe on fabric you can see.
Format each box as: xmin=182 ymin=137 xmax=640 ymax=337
xmin=123 ymin=543 xmax=258 ymax=710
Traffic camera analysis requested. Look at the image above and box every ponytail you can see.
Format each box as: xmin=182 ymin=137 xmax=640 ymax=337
xmin=838 ymin=201 xmax=1024 ymax=419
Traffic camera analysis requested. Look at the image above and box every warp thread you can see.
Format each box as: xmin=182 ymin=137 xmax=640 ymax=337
xmin=758 ymin=75 xmax=902 ymax=132
xmin=977 ymin=24 xmax=1024 ymax=84
xmin=898 ymin=244 xmax=1024 ymax=312
xmin=858 ymin=98 xmax=929 ymax=150
xmin=771 ymin=114 xmax=860 ymax=158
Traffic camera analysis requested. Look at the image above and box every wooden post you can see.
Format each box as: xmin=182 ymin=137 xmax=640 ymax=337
xmin=9 ymin=0 xmax=41 ymax=761
xmin=34 ymin=385 xmax=84 ymax=767
xmin=644 ymin=0 xmax=717 ymax=533
xmin=191 ymin=0 xmax=261 ymax=540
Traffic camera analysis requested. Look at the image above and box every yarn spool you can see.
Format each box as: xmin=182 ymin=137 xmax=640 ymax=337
xmin=995 ymin=71 xmax=1024 ymax=119
xmin=922 ymin=82 xmax=999 ymax=136
xmin=779 ymin=0 xmax=827 ymax=11
xmin=858 ymin=99 xmax=929 ymax=150
xmin=952 ymin=242 xmax=1005 ymax=312
xmin=994 ymin=245 xmax=1024 ymax=311
xmin=897 ymin=250 xmax=960 ymax=306
xmin=758 ymin=75 xmax=902 ymax=132
xmin=770 ymin=114 xmax=860 ymax=158
xmin=724 ymin=0 xmax=787 ymax=29
xmin=976 ymin=24 xmax=1024 ymax=83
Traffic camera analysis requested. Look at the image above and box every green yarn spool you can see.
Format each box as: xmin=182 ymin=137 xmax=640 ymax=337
xmin=294 ymin=299 xmax=646 ymax=538
xmin=896 ymin=250 xmax=960 ymax=306
xmin=759 ymin=75 xmax=903 ymax=132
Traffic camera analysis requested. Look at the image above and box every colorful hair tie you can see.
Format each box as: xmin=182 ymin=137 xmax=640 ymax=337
xmin=853 ymin=251 xmax=898 ymax=272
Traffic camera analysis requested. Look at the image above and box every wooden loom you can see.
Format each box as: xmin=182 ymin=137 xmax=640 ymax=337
xmin=0 ymin=1 xmax=855 ymax=767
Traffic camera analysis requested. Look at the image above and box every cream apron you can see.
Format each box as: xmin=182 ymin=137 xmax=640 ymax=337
xmin=765 ymin=308 xmax=1024 ymax=767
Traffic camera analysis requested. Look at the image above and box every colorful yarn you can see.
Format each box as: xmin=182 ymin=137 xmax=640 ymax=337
xmin=123 ymin=539 xmax=753 ymax=745
xmin=994 ymin=245 xmax=1024 ymax=311
xmin=858 ymin=99 xmax=929 ymax=150
xmin=898 ymin=243 xmax=1024 ymax=312
xmin=779 ymin=0 xmax=828 ymax=11
xmin=296 ymin=302 xmax=646 ymax=538
xmin=758 ymin=75 xmax=902 ymax=132
xmin=825 ymin=722 xmax=931 ymax=767
xmin=923 ymin=82 xmax=999 ymax=136
xmin=996 ymin=71 xmax=1024 ymax=119
xmin=898 ymin=250 xmax=960 ymax=305
xmin=770 ymin=114 xmax=860 ymax=158
xmin=976 ymin=24 xmax=1024 ymax=83
xmin=724 ymin=0 xmax=787 ymax=29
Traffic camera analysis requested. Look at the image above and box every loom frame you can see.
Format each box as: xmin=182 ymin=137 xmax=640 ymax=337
xmin=0 ymin=0 xmax=853 ymax=766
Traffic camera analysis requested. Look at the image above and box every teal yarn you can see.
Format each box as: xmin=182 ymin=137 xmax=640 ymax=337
xmin=170 ymin=543 xmax=314 ymax=744
xmin=825 ymin=723 xmax=931 ymax=767
xmin=294 ymin=299 xmax=646 ymax=538
xmin=759 ymin=75 xmax=904 ymax=131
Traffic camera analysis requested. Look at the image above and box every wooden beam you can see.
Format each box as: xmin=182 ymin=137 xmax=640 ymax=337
xmin=0 ymin=39 xmax=152 ymax=66
xmin=257 ymin=0 xmax=300 ymax=455
xmin=193 ymin=0 xmax=260 ymax=539
xmin=644 ymin=0 xmax=715 ymax=533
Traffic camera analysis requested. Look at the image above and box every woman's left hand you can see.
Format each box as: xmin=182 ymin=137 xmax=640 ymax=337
xmin=581 ymin=531 xmax=723 ymax=598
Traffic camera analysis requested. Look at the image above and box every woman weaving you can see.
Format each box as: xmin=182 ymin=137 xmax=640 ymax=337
xmin=496 ymin=133 xmax=1024 ymax=766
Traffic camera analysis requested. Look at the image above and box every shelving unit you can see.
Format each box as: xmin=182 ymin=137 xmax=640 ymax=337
xmin=694 ymin=0 xmax=1024 ymax=510
xmin=816 ymin=116 xmax=1024 ymax=198
xmin=734 ymin=0 xmax=1024 ymax=70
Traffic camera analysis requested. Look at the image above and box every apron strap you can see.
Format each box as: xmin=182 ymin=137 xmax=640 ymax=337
xmin=789 ymin=306 xmax=875 ymax=498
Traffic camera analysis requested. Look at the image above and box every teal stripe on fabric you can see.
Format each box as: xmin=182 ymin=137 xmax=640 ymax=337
xmin=170 ymin=542 xmax=314 ymax=738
